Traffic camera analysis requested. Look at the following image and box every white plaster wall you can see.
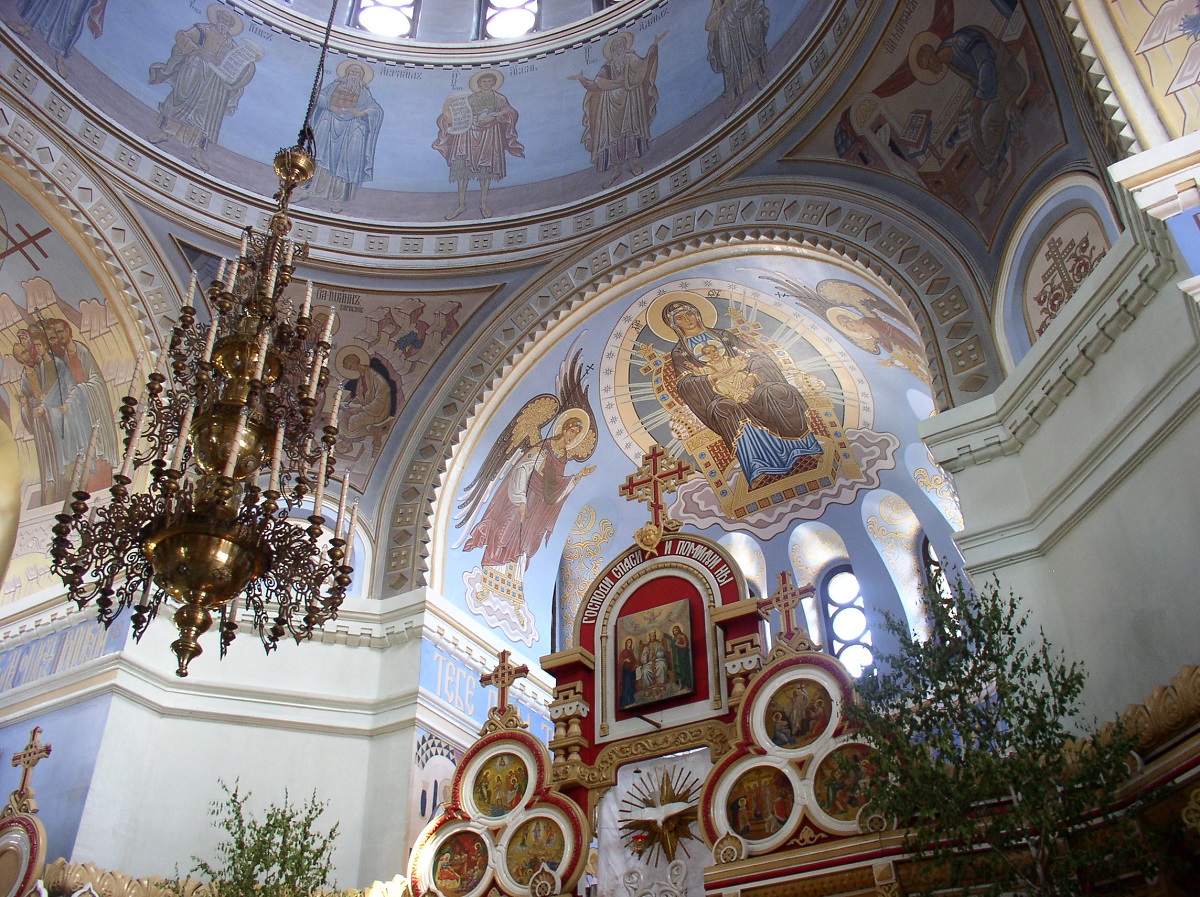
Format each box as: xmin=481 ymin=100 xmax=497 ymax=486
xmin=63 ymin=596 xmax=428 ymax=889
xmin=922 ymin=215 xmax=1200 ymax=717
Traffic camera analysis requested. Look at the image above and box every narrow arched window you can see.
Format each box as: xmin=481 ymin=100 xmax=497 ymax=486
xmin=821 ymin=566 xmax=873 ymax=677
xmin=351 ymin=0 xmax=420 ymax=38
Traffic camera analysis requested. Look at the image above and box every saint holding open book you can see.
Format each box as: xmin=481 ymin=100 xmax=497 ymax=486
xmin=148 ymin=3 xmax=262 ymax=172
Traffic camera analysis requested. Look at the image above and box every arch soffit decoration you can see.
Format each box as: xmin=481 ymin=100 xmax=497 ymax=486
xmin=0 ymin=96 xmax=169 ymax=369
xmin=381 ymin=180 xmax=995 ymax=596
xmin=0 ymin=0 xmax=882 ymax=270
xmin=992 ymin=171 xmax=1119 ymax=373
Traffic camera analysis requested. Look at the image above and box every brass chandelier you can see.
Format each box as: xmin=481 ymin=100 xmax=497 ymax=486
xmin=51 ymin=1 xmax=355 ymax=678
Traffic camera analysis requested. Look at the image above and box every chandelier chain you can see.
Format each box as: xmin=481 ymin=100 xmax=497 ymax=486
xmin=299 ymin=0 xmax=342 ymax=157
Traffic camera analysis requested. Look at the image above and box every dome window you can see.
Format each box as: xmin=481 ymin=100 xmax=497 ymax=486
xmin=353 ymin=0 xmax=418 ymax=38
xmin=482 ymin=0 xmax=539 ymax=39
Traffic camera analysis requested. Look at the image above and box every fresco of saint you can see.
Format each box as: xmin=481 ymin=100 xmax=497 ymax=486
xmin=7 ymin=317 xmax=118 ymax=504
xmin=706 ymin=0 xmax=770 ymax=112
xmin=433 ymin=69 xmax=524 ymax=220
xmin=307 ymin=61 xmax=384 ymax=213
xmin=148 ymin=4 xmax=262 ymax=171
xmin=911 ymin=23 xmax=1027 ymax=210
xmin=569 ymin=30 xmax=666 ymax=188
xmin=660 ymin=298 xmax=820 ymax=488
xmin=332 ymin=345 xmax=400 ymax=458
xmin=827 ymin=0 xmax=1048 ymax=227
xmin=455 ymin=349 xmax=596 ymax=645
xmin=14 ymin=0 xmax=106 ymax=78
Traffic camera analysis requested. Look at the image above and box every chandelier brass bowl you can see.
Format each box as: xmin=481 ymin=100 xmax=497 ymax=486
xmin=49 ymin=3 xmax=358 ymax=677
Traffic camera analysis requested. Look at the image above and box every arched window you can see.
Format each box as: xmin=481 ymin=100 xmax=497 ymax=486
xmin=480 ymin=0 xmax=540 ymax=38
xmin=821 ymin=565 xmax=873 ymax=677
xmin=351 ymin=0 xmax=420 ymax=38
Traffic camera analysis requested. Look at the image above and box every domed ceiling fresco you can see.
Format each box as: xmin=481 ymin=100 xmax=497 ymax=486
xmin=2 ymin=0 xmax=836 ymax=224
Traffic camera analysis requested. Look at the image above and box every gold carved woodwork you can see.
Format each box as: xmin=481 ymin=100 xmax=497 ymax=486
xmin=723 ymin=633 xmax=763 ymax=706
xmin=742 ymin=866 xmax=875 ymax=897
xmin=1181 ymin=786 xmax=1200 ymax=833
xmin=548 ymin=681 xmax=590 ymax=765
xmin=1123 ymin=664 xmax=1200 ymax=753
xmin=41 ymin=859 xmax=405 ymax=897
xmin=551 ymin=720 xmax=733 ymax=790
xmin=712 ymin=832 xmax=745 ymax=864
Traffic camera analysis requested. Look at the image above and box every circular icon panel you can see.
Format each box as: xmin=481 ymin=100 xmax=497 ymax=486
xmin=504 ymin=815 xmax=567 ymax=887
xmin=429 ymin=830 xmax=490 ymax=897
xmin=471 ymin=750 xmax=530 ymax=818
xmin=813 ymin=743 xmax=875 ymax=822
xmin=725 ymin=765 xmax=794 ymax=844
xmin=763 ymin=678 xmax=833 ymax=750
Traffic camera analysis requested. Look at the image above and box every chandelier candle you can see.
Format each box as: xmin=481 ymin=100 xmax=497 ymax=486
xmin=49 ymin=50 xmax=355 ymax=674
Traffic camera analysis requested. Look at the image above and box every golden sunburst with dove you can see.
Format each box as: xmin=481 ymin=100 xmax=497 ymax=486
xmin=617 ymin=766 xmax=702 ymax=863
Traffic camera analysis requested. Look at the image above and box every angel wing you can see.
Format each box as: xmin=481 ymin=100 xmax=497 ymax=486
xmin=554 ymin=343 xmax=598 ymax=462
xmin=453 ymin=392 xmax=559 ymax=534
xmin=453 ymin=339 xmax=596 ymax=536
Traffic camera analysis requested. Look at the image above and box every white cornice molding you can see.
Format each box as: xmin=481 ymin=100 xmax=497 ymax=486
xmin=921 ymin=212 xmax=1177 ymax=469
xmin=1109 ymin=132 xmax=1200 ymax=221
xmin=919 ymin=212 xmax=1189 ymax=568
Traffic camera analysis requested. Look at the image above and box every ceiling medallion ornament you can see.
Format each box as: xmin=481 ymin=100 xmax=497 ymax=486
xmin=49 ymin=1 xmax=355 ymax=678
xmin=617 ymin=766 xmax=702 ymax=864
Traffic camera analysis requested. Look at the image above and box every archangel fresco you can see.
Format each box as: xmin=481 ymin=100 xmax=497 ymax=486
xmin=763 ymin=679 xmax=832 ymax=749
xmin=726 ymin=766 xmax=793 ymax=841
xmin=454 ymin=347 xmax=597 ymax=645
xmin=602 ymin=270 xmax=903 ymax=535
xmin=304 ymin=61 xmax=384 ymax=214
xmin=0 ymin=182 xmax=130 ymax=607
xmin=471 ymin=751 xmax=529 ymax=817
xmin=813 ymin=742 xmax=875 ymax=821
xmin=148 ymin=4 xmax=263 ymax=172
xmin=14 ymin=0 xmax=106 ymax=78
xmin=706 ymin=0 xmax=771 ymax=114
xmin=804 ymin=0 xmax=1062 ymax=234
xmin=505 ymin=816 xmax=566 ymax=886
xmin=754 ymin=271 xmax=929 ymax=383
xmin=616 ymin=598 xmax=693 ymax=710
xmin=569 ymin=30 xmax=666 ymax=188
xmin=433 ymin=69 xmax=524 ymax=220
xmin=431 ymin=831 xmax=489 ymax=897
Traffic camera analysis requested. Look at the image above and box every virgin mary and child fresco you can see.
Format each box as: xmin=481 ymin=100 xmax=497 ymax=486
xmin=659 ymin=298 xmax=820 ymax=489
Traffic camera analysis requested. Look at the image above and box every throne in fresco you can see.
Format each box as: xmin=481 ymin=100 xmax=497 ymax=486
xmin=635 ymin=310 xmax=862 ymax=520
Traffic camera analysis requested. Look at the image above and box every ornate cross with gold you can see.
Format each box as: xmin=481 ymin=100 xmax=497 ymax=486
xmin=481 ymin=649 xmax=529 ymax=714
xmin=4 ymin=726 xmax=51 ymax=817
xmin=759 ymin=572 xmax=813 ymax=644
xmin=620 ymin=443 xmax=692 ymax=555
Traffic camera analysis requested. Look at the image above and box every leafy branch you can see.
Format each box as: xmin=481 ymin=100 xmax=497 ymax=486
xmin=846 ymin=576 xmax=1157 ymax=896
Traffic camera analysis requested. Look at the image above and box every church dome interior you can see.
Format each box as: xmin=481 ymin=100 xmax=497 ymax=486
xmin=1 ymin=0 xmax=1200 ymax=892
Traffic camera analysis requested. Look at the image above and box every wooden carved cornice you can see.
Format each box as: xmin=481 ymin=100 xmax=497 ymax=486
xmin=1122 ymin=664 xmax=1200 ymax=755
xmin=551 ymin=720 xmax=733 ymax=791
